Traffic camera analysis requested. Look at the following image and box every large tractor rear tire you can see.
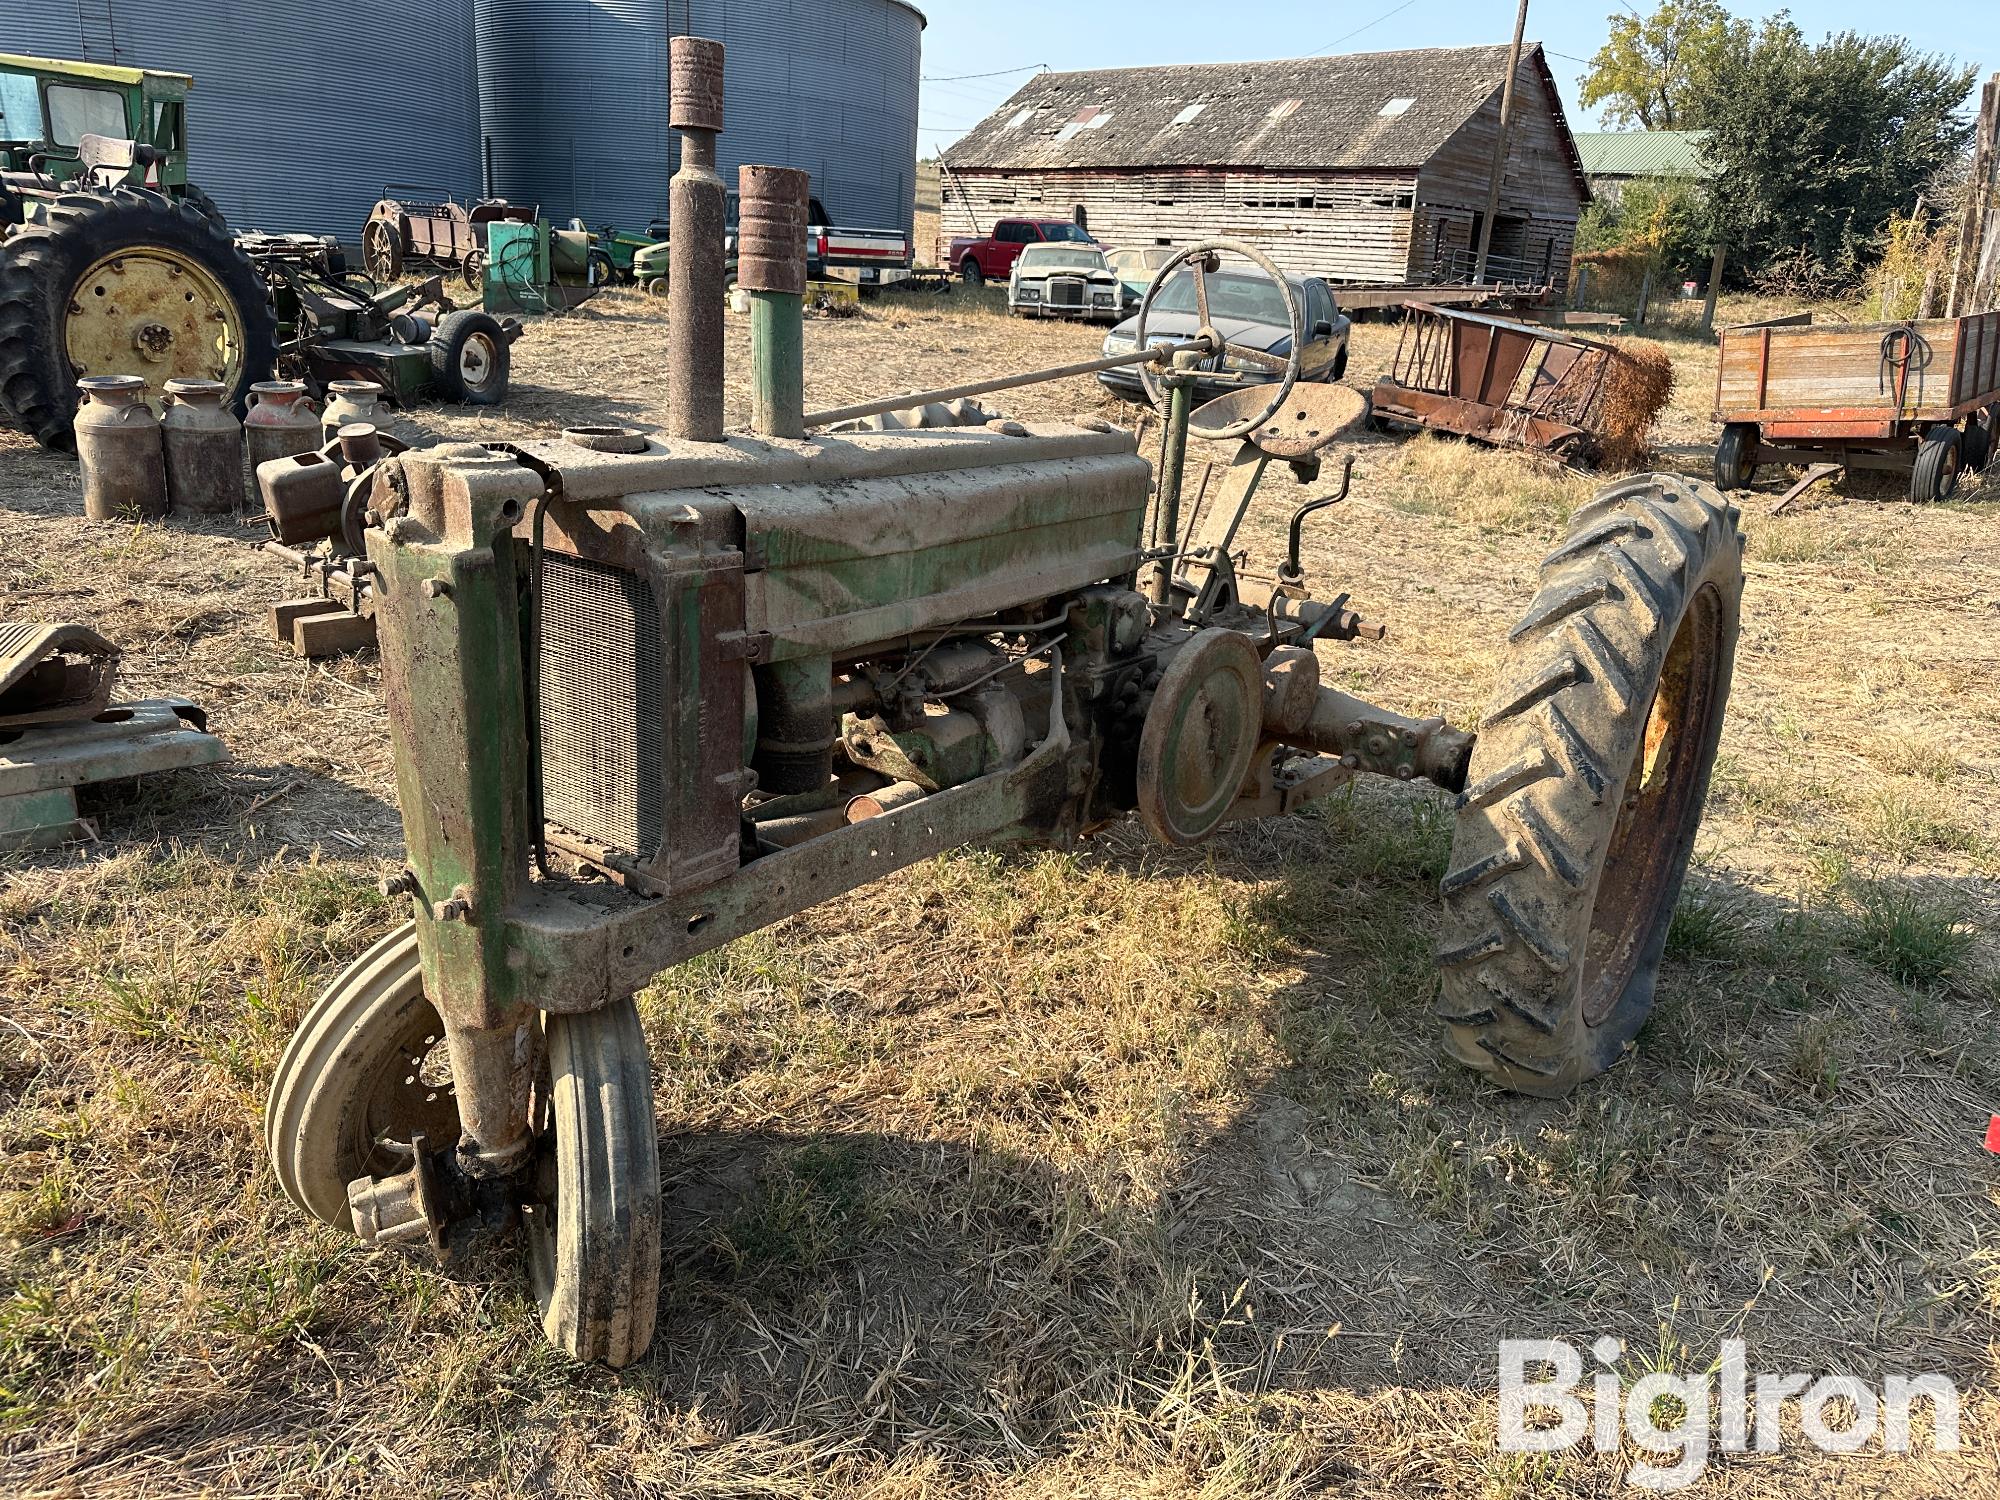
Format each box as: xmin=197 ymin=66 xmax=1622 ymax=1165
xmin=180 ymin=183 xmax=229 ymax=232
xmin=1436 ymin=474 xmax=1744 ymax=1096
xmin=0 ymin=187 xmax=275 ymax=451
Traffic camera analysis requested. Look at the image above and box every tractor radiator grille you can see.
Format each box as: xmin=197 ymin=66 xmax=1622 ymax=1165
xmin=538 ymin=552 xmax=664 ymax=857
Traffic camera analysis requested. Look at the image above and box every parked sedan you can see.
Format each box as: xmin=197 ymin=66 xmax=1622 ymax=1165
xmin=1104 ymin=245 xmax=1178 ymax=301
xmin=1008 ymin=243 xmax=1135 ymax=323
xmin=1098 ymin=266 xmax=1351 ymax=407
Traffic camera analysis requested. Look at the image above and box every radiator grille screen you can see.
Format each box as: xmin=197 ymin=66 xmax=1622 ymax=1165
xmin=539 ymin=552 xmax=663 ymax=857
xmin=1049 ymin=276 xmax=1084 ymax=308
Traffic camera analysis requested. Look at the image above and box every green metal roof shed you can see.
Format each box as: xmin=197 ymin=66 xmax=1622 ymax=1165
xmin=1573 ymin=130 xmax=1716 ymax=181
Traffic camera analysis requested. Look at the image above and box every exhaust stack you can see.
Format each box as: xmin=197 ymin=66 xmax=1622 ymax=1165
xmin=738 ymin=163 xmax=809 ymax=439
xmin=667 ymin=36 xmax=726 ymax=442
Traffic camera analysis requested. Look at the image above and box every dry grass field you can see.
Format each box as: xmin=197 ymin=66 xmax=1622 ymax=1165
xmin=3 ymin=284 xmax=1998 ymax=1498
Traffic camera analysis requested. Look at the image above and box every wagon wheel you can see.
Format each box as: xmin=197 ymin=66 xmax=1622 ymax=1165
xmin=1436 ymin=474 xmax=1744 ymax=1096
xmin=265 ymin=925 xmax=662 ymax=1366
xmin=1132 ymin=238 xmax=1302 ymax=442
xmin=364 ymin=219 xmax=403 ymax=281
xmin=1910 ymin=424 xmax=1962 ymax=502
xmin=1712 ymin=422 xmax=1758 ymax=490
xmin=1961 ymin=406 xmax=1995 ymax=473
xmin=462 ymin=249 xmax=486 ymax=293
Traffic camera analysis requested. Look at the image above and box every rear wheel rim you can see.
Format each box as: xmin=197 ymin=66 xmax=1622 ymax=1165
xmin=1580 ymin=582 xmax=1727 ymax=1026
xmin=63 ymin=247 xmax=247 ymax=402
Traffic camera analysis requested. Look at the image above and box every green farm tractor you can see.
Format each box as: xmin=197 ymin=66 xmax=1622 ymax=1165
xmin=262 ymin=39 xmax=1748 ymax=1373
xmin=0 ymin=52 xmax=275 ymax=449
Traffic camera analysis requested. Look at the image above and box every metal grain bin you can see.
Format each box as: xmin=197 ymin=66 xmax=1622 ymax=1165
xmin=474 ymin=0 xmax=923 ymax=238
xmin=10 ymin=0 xmax=481 ymax=240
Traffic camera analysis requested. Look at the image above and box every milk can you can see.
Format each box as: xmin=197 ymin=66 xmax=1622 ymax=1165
xmin=320 ymin=380 xmax=386 ymax=447
xmin=74 ymin=375 xmax=167 ymax=522
xmin=243 ymin=381 xmax=320 ymax=509
xmin=160 ymin=377 xmax=242 ymax=516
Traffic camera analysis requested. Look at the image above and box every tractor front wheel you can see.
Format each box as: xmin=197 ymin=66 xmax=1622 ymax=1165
xmin=1435 ymin=474 xmax=1744 ymax=1096
xmin=523 ymin=997 xmax=662 ymax=1367
xmin=266 ymin=924 xmax=662 ymax=1367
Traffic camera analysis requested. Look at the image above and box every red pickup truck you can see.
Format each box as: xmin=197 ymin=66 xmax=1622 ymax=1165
xmin=949 ymin=217 xmax=1100 ymax=285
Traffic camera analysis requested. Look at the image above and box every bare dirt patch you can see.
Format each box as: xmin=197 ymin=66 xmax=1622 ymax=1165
xmin=2 ymin=287 xmax=1996 ymax=1498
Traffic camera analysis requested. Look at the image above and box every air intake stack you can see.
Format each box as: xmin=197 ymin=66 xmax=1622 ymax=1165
xmin=738 ymin=164 xmax=810 ymax=439
xmin=666 ymin=36 xmax=726 ymax=442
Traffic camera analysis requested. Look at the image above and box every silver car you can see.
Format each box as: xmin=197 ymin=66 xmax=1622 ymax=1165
xmin=1008 ymin=243 xmax=1135 ymax=324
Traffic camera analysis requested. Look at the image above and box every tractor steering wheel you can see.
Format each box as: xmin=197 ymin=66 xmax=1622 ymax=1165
xmin=1134 ymin=238 xmax=1304 ymax=443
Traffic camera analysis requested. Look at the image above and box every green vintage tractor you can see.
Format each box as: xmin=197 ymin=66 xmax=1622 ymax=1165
xmin=0 ymin=53 xmax=275 ymax=450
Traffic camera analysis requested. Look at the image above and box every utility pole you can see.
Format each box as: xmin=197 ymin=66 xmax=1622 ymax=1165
xmin=1946 ymin=74 xmax=1999 ymax=317
xmin=1473 ymin=0 xmax=1531 ymax=286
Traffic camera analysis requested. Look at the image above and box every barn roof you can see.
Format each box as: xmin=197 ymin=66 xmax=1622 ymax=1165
xmin=942 ymin=43 xmax=1579 ymax=182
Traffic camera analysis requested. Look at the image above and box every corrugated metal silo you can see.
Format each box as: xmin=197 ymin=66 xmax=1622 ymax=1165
xmin=9 ymin=0 xmax=481 ymax=240
xmin=475 ymin=0 xmax=923 ymax=237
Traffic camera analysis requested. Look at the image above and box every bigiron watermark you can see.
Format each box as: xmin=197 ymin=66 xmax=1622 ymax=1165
xmin=1497 ymin=1336 xmax=1960 ymax=1490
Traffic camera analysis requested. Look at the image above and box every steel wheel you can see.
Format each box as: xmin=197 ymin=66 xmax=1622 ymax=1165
xmin=363 ymin=219 xmax=402 ymax=281
xmin=523 ymin=997 xmax=661 ymax=1367
xmin=63 ymin=245 xmax=248 ymax=398
xmin=264 ymin=922 xmax=461 ymax=1229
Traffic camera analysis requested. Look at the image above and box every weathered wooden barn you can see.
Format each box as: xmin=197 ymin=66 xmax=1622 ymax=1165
xmin=938 ymin=43 xmax=1591 ymax=291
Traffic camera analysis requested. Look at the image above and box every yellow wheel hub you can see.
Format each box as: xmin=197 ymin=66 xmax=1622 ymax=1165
xmin=63 ymin=246 xmax=247 ymax=408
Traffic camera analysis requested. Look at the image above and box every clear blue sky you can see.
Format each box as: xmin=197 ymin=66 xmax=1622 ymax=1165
xmin=915 ymin=0 xmax=1999 ymax=159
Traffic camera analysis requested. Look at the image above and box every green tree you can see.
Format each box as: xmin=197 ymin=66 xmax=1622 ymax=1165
xmin=1686 ymin=19 xmax=1976 ymax=288
xmin=1580 ymin=0 xmax=1742 ymax=129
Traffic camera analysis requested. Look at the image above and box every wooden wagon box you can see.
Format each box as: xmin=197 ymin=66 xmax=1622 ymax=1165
xmin=1711 ymin=312 xmax=2000 ymax=500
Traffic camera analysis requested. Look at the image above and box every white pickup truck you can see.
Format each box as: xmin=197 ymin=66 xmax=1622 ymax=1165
xmin=810 ymin=199 xmax=911 ymax=288
xmin=632 ymin=194 xmax=912 ymax=294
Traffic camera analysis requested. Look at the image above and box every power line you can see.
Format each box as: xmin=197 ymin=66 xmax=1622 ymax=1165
xmin=923 ymin=63 xmax=1048 ymax=83
xmin=1309 ymin=0 xmax=1421 ymax=55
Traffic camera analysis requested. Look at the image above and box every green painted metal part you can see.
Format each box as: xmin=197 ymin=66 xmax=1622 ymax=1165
xmin=0 ymin=697 xmax=225 ymax=851
xmin=366 ymin=454 xmax=541 ymax=1032
xmin=1148 ymin=379 xmax=1194 ymax=605
xmin=0 ymin=53 xmax=194 ymax=194
xmin=749 ymin=290 xmax=804 ymax=439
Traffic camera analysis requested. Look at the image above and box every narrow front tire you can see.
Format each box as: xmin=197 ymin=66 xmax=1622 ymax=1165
xmin=525 ymin=998 xmax=662 ymax=1368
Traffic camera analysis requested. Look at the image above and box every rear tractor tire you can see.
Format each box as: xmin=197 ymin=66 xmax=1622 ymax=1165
xmin=0 ymin=186 xmax=277 ymax=450
xmin=1436 ymin=473 xmax=1744 ymax=1096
